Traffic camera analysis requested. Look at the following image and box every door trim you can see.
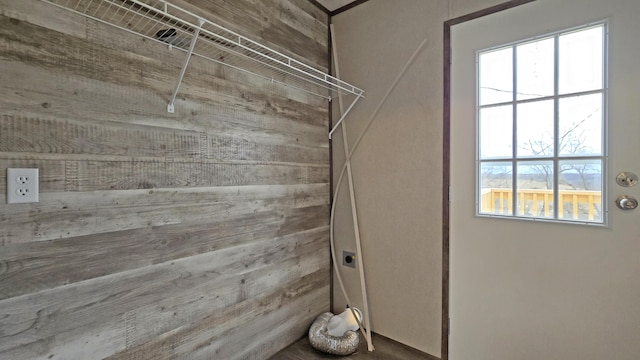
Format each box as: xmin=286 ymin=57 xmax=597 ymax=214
xmin=441 ymin=1 xmax=536 ymax=359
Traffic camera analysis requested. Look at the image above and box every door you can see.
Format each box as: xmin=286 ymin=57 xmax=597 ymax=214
xmin=450 ymin=0 xmax=640 ymax=359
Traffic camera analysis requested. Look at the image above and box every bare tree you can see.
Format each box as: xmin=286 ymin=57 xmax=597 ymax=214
xmin=518 ymin=111 xmax=602 ymax=219
xmin=520 ymin=113 xmax=597 ymax=191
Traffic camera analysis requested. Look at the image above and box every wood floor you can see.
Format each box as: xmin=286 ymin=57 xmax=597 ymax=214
xmin=270 ymin=333 xmax=438 ymax=360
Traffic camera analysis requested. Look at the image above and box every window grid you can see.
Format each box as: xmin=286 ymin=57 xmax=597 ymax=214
xmin=476 ymin=22 xmax=607 ymax=224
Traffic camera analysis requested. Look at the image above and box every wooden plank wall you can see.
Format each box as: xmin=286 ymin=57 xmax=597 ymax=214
xmin=0 ymin=0 xmax=330 ymax=359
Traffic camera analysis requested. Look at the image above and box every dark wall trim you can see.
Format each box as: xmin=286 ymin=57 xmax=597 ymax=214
xmin=308 ymin=0 xmax=330 ymax=15
xmin=444 ymin=0 xmax=535 ymax=27
xmin=441 ymin=1 xmax=536 ymax=360
xmin=327 ymin=15 xmax=335 ymax=312
xmin=330 ymin=0 xmax=371 ymax=17
xmin=442 ymin=21 xmax=452 ymax=360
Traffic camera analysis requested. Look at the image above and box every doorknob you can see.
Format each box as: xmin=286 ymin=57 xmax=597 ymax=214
xmin=615 ymin=195 xmax=638 ymax=210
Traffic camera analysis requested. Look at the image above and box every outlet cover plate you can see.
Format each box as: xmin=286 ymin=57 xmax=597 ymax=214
xmin=342 ymin=251 xmax=356 ymax=268
xmin=7 ymin=168 xmax=39 ymax=204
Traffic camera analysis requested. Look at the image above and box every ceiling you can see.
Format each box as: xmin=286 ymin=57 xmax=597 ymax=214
xmin=315 ymin=0 xmax=359 ymax=12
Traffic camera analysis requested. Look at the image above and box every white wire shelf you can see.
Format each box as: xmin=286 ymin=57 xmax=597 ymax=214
xmin=39 ymin=0 xmax=365 ymax=112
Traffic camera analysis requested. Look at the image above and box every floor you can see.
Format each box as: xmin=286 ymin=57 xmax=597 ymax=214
xmin=270 ymin=333 xmax=438 ymax=360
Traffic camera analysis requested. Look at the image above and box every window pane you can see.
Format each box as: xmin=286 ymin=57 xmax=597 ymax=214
xmin=476 ymin=23 xmax=607 ymax=223
xmin=480 ymin=105 xmax=513 ymax=159
xmin=559 ymin=160 xmax=602 ymax=222
xmin=559 ymin=26 xmax=603 ymax=94
xmin=517 ymin=38 xmax=555 ymax=100
xmin=480 ymin=162 xmax=513 ymax=215
xmin=479 ymin=48 xmax=513 ymax=105
xmin=517 ymin=100 xmax=555 ymax=157
xmin=559 ymin=93 xmax=603 ymax=156
xmin=517 ymin=161 xmax=554 ymax=218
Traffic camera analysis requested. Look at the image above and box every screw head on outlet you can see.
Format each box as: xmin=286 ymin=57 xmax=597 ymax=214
xmin=7 ymin=168 xmax=39 ymax=204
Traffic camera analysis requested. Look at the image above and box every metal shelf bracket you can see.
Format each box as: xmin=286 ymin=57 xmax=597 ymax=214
xmin=167 ymin=18 xmax=204 ymax=113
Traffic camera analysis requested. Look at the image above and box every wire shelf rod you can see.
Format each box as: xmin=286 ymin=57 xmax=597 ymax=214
xmin=189 ymin=52 xmax=333 ymax=101
xmin=42 ymin=0 xmax=363 ymax=96
xmin=40 ymin=0 xmax=364 ymax=113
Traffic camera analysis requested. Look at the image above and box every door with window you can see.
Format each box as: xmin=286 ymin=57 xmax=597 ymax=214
xmin=450 ymin=0 xmax=640 ymax=359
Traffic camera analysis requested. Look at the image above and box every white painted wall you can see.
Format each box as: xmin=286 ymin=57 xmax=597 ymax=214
xmin=330 ymin=0 xmax=504 ymax=356
xmin=332 ymin=0 xmax=640 ymax=358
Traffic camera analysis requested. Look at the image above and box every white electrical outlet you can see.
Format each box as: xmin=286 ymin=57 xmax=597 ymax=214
xmin=7 ymin=168 xmax=39 ymax=204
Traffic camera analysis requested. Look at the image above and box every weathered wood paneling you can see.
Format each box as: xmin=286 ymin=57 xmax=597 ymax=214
xmin=0 ymin=0 xmax=330 ymax=358
xmin=0 ymin=61 xmax=329 ymax=147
